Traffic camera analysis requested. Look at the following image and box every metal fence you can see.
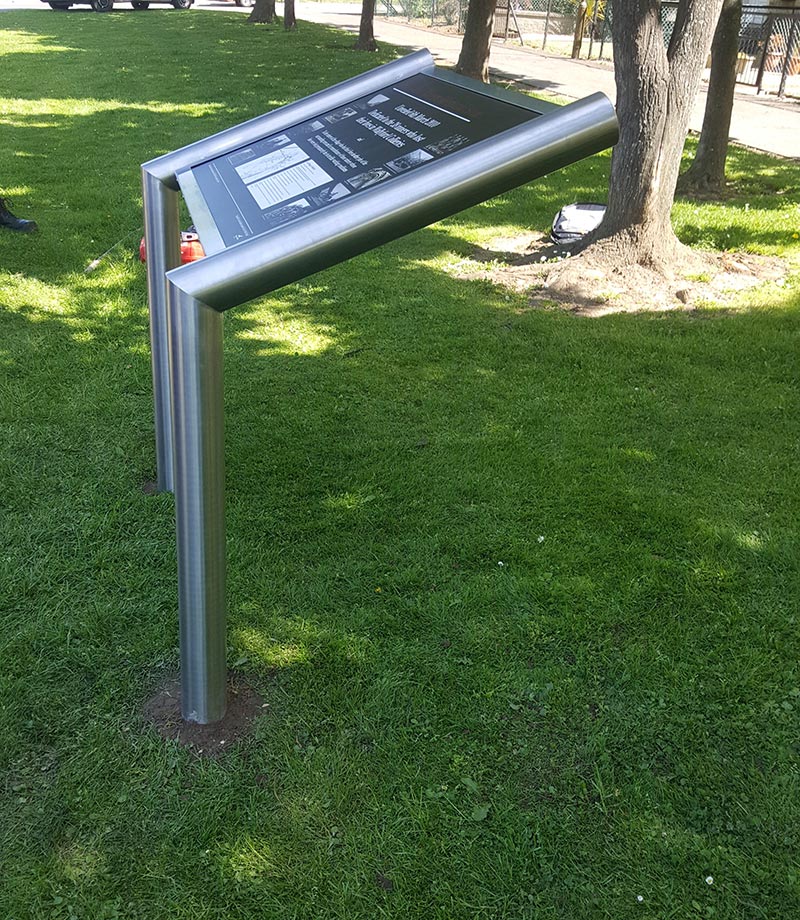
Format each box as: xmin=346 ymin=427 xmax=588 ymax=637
xmin=378 ymin=0 xmax=614 ymax=56
xmin=736 ymin=5 xmax=800 ymax=96
xmin=500 ymin=0 xmax=608 ymax=55
xmin=379 ymin=0 xmax=465 ymax=29
xmin=378 ymin=0 xmax=800 ymax=97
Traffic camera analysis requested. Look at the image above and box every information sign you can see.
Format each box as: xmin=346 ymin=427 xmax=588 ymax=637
xmin=143 ymin=49 xmax=619 ymax=725
xmin=178 ymin=72 xmax=541 ymax=251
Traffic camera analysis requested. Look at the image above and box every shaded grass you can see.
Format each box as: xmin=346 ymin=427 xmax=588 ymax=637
xmin=1 ymin=10 xmax=800 ymax=920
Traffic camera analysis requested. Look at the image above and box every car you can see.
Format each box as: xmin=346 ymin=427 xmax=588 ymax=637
xmin=43 ymin=0 xmax=194 ymax=10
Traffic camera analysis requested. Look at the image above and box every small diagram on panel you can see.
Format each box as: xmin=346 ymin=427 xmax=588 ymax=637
xmin=229 ymin=134 xmax=291 ymax=168
xmin=235 ymin=144 xmax=308 ymax=185
xmin=310 ymin=183 xmax=351 ymax=205
xmin=347 ymin=167 xmax=391 ymax=190
xmin=386 ymin=149 xmax=434 ymax=173
xmin=424 ymin=134 xmax=470 ymax=156
xmin=227 ymin=147 xmax=256 ymax=168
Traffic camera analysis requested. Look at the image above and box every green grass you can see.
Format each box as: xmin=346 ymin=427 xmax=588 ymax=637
xmin=2 ymin=9 xmax=800 ymax=920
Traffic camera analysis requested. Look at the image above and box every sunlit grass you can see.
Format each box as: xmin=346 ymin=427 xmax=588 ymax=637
xmin=0 ymin=96 xmax=225 ymax=120
xmin=0 ymin=28 xmax=78 ymax=55
xmin=1 ymin=9 xmax=799 ymax=920
xmin=235 ymin=312 xmax=337 ymax=356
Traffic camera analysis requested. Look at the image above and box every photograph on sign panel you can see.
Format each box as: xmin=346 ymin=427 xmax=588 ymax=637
xmin=227 ymin=147 xmax=255 ymax=168
xmin=262 ymin=197 xmax=312 ymax=229
xmin=228 ymin=134 xmax=291 ymax=168
xmin=325 ymin=106 xmax=359 ymax=124
xmin=347 ymin=167 xmax=391 ymax=191
xmin=310 ymin=182 xmax=351 ymax=205
xmin=425 ymin=133 xmax=470 ymax=156
xmin=386 ymin=148 xmax=434 ymax=173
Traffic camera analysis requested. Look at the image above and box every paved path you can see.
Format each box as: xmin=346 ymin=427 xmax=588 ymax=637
xmin=3 ymin=0 xmax=797 ymax=158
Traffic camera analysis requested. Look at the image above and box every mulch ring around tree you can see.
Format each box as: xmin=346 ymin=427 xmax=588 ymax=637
xmin=454 ymin=233 xmax=789 ymax=318
xmin=142 ymin=673 xmax=268 ymax=757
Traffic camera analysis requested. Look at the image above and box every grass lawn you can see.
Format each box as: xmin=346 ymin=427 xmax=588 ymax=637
xmin=1 ymin=9 xmax=799 ymax=920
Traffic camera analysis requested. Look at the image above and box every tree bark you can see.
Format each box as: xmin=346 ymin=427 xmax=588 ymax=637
xmin=572 ymin=1 xmax=588 ymax=59
xmin=354 ymin=0 xmax=377 ymax=50
xmin=248 ymin=0 xmax=277 ymax=24
xmin=576 ymin=0 xmax=723 ymax=269
xmin=679 ymin=0 xmax=742 ymax=193
xmin=284 ymin=0 xmax=297 ymax=30
xmin=455 ymin=0 xmax=497 ymax=82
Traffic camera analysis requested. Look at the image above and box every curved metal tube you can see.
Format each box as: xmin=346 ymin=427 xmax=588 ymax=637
xmin=167 ymin=92 xmax=618 ymax=312
xmin=143 ymin=50 xmax=434 ymax=189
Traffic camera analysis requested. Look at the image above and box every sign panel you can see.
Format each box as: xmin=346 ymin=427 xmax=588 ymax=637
xmin=178 ymin=71 xmax=541 ymax=250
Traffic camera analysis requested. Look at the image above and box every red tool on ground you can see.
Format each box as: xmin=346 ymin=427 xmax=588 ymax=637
xmin=139 ymin=228 xmax=205 ymax=264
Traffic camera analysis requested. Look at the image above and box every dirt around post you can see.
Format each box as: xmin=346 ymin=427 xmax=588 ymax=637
xmin=142 ymin=673 xmax=267 ymax=758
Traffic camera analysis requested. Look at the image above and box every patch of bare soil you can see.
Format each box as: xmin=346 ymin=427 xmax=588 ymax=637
xmin=457 ymin=234 xmax=788 ymax=317
xmin=142 ymin=673 xmax=267 ymax=757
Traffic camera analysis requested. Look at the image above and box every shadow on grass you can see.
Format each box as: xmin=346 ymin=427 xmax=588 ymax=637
xmin=5 ymin=242 xmax=800 ymax=915
xmin=2 ymin=11 xmax=800 ymax=920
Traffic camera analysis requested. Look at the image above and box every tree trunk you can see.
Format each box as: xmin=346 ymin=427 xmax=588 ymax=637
xmin=248 ymin=0 xmax=277 ymax=24
xmin=284 ymin=0 xmax=297 ymax=30
xmin=571 ymin=1 xmax=588 ymax=59
xmin=679 ymin=0 xmax=742 ymax=193
xmin=455 ymin=0 xmax=497 ymax=82
xmin=577 ymin=0 xmax=723 ymax=269
xmin=354 ymin=0 xmax=377 ymax=50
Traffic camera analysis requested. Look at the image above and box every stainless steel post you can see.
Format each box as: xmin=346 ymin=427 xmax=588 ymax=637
xmin=143 ymin=170 xmax=181 ymax=493
xmin=168 ymin=282 xmax=227 ymax=724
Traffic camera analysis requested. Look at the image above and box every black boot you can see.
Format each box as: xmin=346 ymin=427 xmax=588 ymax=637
xmin=0 ymin=198 xmax=38 ymax=233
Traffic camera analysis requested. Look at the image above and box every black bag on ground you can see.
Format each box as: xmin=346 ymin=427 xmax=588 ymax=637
xmin=550 ymin=202 xmax=606 ymax=244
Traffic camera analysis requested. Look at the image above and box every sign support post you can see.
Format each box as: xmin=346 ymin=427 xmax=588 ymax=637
xmin=167 ymin=284 xmax=227 ymax=723
xmin=142 ymin=172 xmax=180 ymax=494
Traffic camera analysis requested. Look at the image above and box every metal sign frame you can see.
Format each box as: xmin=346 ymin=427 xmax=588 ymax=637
xmin=142 ymin=49 xmax=618 ymax=724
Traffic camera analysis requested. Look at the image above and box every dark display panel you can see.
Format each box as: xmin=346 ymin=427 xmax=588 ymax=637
xmin=182 ymin=72 xmax=540 ymax=248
